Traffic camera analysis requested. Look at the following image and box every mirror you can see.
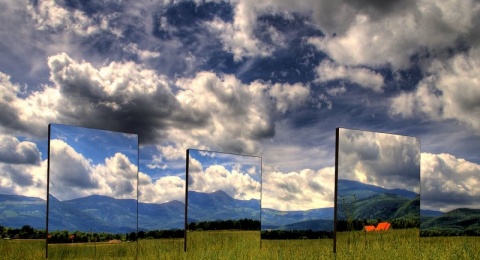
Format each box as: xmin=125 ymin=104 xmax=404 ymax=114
xmin=334 ymin=128 xmax=420 ymax=253
xmin=184 ymin=149 xmax=261 ymax=252
xmin=46 ymin=123 xmax=138 ymax=258
xmin=136 ymin=145 xmax=186 ymax=257
xmin=261 ymin=170 xmax=334 ymax=241
xmin=420 ymin=152 xmax=480 ymax=237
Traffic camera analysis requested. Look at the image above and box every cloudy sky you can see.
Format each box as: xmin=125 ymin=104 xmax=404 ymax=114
xmin=188 ymin=149 xmax=261 ymax=200
xmin=1 ymin=0 xmax=479 ymax=213
xmin=48 ymin=124 xmax=138 ymax=201
xmin=337 ymin=128 xmax=421 ymax=193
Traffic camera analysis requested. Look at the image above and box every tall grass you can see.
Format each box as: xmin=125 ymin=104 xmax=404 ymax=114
xmin=1 ymin=229 xmax=479 ymax=259
xmin=0 ymin=239 xmax=45 ymax=260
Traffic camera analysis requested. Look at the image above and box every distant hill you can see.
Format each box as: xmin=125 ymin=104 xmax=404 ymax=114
xmin=392 ymin=195 xmax=420 ymax=219
xmin=138 ymin=200 xmax=185 ymax=231
xmin=187 ymin=190 xmax=260 ymax=223
xmin=275 ymin=219 xmax=334 ymax=231
xmin=0 ymin=194 xmax=46 ymax=229
xmin=261 ymin=207 xmax=333 ymax=230
xmin=0 ymin=191 xmax=261 ymax=233
xmin=337 ymin=193 xmax=419 ymax=222
xmin=421 ymin=208 xmax=480 ymax=236
xmin=421 ymin=209 xmax=444 ymax=217
xmin=48 ymin=194 xmax=137 ymax=233
xmin=1 ymin=192 xmax=337 ymax=233
xmin=338 ymin=179 xmax=418 ymax=200
xmin=336 ymin=179 xmax=419 ymax=223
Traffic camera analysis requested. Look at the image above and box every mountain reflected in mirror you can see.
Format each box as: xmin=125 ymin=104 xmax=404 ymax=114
xmin=185 ymin=149 xmax=261 ymax=252
xmin=46 ymin=124 xmax=139 ymax=258
xmin=334 ymin=128 xmax=420 ymax=253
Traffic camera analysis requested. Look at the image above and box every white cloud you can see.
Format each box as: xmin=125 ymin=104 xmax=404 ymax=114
xmin=338 ymin=128 xmax=421 ymax=193
xmin=315 ymin=60 xmax=384 ymax=92
xmin=123 ymin=43 xmax=161 ymax=60
xmin=421 ymin=153 xmax=480 ymax=212
xmin=146 ymin=154 xmax=165 ymax=170
xmin=188 ymin=158 xmax=261 ymax=201
xmin=308 ymin=0 xmax=480 ymax=69
xmin=49 ymin=139 xmax=139 ymax=201
xmin=326 ymin=85 xmax=347 ymax=96
xmin=138 ymin=173 xmax=185 ymax=204
xmin=92 ymin=153 xmax=138 ymax=199
xmin=268 ymin=82 xmax=311 ymax=113
xmin=2 ymin=53 xmax=311 ymax=160
xmin=49 ymin=139 xmax=98 ymax=199
xmin=205 ymin=2 xmax=276 ymax=61
xmin=27 ymin=0 xmax=120 ymax=37
xmin=390 ymin=47 xmax=480 ymax=133
xmin=206 ymin=0 xmax=479 ymax=70
xmin=0 ymin=72 xmax=59 ymax=137
xmin=262 ymin=166 xmax=334 ymax=211
xmin=165 ymin=71 xmax=310 ymax=156
xmin=0 ymin=160 xmax=47 ymax=200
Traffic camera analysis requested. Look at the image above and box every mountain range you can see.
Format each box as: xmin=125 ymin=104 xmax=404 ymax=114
xmin=187 ymin=190 xmax=260 ymax=223
xmin=337 ymin=179 xmax=418 ymax=200
xmin=421 ymin=208 xmax=480 ymax=236
xmin=0 ymin=180 xmax=442 ymax=233
xmin=337 ymin=179 xmax=420 ymax=221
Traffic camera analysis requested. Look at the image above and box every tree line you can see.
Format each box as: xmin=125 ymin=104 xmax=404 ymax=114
xmin=0 ymin=225 xmax=184 ymax=242
xmin=336 ymin=217 xmax=419 ymax=232
xmin=421 ymin=228 xmax=480 ymax=237
xmin=188 ymin=218 xmax=260 ymax=231
xmin=1 ymin=225 xmax=45 ymax=239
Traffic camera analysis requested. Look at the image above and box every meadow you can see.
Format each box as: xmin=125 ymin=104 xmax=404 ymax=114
xmin=1 ymin=229 xmax=479 ymax=259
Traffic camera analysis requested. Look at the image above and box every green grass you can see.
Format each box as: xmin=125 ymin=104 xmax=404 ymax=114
xmin=1 ymin=229 xmax=479 ymax=259
xmin=0 ymin=239 xmax=45 ymax=260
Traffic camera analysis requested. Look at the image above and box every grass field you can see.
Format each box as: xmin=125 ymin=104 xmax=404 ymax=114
xmin=1 ymin=229 xmax=479 ymax=259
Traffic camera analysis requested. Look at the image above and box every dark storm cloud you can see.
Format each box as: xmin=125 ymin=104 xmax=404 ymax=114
xmin=2 ymin=164 xmax=34 ymax=187
xmin=47 ymin=53 xmax=182 ymax=143
xmin=347 ymin=0 xmax=416 ymax=19
xmin=0 ymin=135 xmax=41 ymax=165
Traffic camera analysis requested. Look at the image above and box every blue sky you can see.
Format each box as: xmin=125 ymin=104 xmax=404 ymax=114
xmin=48 ymin=123 xmax=138 ymax=201
xmin=0 ymin=0 xmax=479 ymax=212
xmin=50 ymin=123 xmax=138 ymax=165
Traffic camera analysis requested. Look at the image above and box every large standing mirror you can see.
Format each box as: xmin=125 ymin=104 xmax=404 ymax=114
xmin=261 ymin=171 xmax=334 ymax=241
xmin=420 ymin=155 xmax=480 ymax=237
xmin=334 ymin=128 xmax=420 ymax=253
xmin=136 ymin=145 xmax=186 ymax=257
xmin=46 ymin=124 xmax=139 ymax=258
xmin=184 ymin=149 xmax=262 ymax=252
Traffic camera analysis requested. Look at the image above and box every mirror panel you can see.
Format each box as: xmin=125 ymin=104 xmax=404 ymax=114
xmin=184 ymin=149 xmax=261 ymax=252
xmin=136 ymin=145 xmax=186 ymax=257
xmin=47 ymin=123 xmax=138 ymax=258
xmin=420 ymin=156 xmax=480 ymax=237
xmin=334 ymin=128 xmax=420 ymax=253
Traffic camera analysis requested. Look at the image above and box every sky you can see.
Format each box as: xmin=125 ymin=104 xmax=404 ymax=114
xmin=337 ymin=128 xmax=421 ymax=193
xmin=48 ymin=123 xmax=138 ymax=201
xmin=0 ymin=0 xmax=479 ymax=213
xmin=187 ymin=149 xmax=261 ymax=200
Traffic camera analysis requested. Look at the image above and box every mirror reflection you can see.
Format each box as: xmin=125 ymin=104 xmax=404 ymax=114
xmin=334 ymin=128 xmax=420 ymax=253
xmin=47 ymin=123 xmax=138 ymax=258
xmin=185 ymin=149 xmax=261 ymax=252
